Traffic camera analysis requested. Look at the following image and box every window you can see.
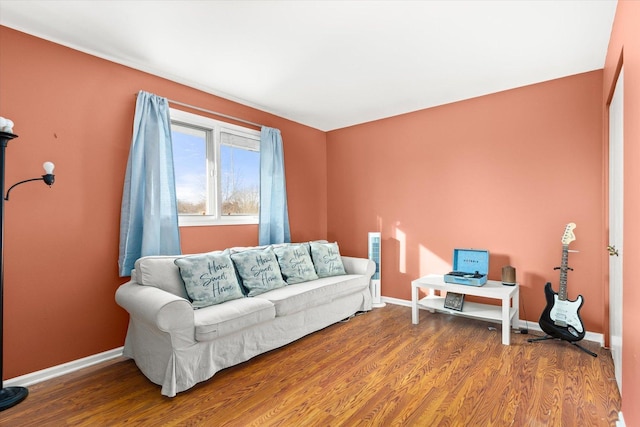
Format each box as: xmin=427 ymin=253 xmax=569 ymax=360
xmin=170 ymin=108 xmax=260 ymax=226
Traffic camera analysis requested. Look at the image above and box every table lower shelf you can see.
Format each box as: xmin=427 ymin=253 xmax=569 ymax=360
xmin=418 ymin=295 xmax=517 ymax=324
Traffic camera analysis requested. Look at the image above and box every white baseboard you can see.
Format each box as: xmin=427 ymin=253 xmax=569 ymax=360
xmin=382 ymin=296 xmax=411 ymax=307
xmin=381 ymin=296 xmax=605 ymax=346
xmin=4 ymin=347 xmax=124 ymax=388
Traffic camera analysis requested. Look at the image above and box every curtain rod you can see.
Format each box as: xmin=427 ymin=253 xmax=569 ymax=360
xmin=135 ymin=93 xmax=263 ymax=128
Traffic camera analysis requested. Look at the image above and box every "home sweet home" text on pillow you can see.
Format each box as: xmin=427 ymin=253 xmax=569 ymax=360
xmin=174 ymin=250 xmax=245 ymax=308
xmin=310 ymin=241 xmax=347 ymax=278
xmin=231 ymin=247 xmax=287 ymax=296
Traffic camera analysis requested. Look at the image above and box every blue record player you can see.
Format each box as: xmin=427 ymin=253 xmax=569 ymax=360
xmin=443 ymin=248 xmax=489 ymax=286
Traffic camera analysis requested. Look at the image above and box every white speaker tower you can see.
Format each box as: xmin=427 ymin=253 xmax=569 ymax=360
xmin=368 ymin=232 xmax=386 ymax=308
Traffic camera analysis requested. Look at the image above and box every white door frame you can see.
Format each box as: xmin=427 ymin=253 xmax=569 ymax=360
xmin=608 ymin=66 xmax=624 ymax=394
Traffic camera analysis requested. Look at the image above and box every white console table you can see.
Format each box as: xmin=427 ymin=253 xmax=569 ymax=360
xmin=411 ymin=274 xmax=519 ymax=345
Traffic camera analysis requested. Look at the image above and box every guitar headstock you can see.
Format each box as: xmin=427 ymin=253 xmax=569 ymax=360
xmin=562 ymin=222 xmax=576 ymax=245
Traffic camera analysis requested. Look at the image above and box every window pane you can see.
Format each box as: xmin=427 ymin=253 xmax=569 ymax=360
xmin=172 ymin=125 xmax=207 ymax=215
xmin=220 ymin=142 xmax=260 ymax=216
xmin=170 ymin=109 xmax=261 ymax=225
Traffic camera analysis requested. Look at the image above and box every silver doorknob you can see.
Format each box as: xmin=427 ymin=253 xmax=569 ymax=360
xmin=607 ymin=245 xmax=619 ymax=256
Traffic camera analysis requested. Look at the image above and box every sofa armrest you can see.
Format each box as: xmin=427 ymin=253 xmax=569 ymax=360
xmin=341 ymin=256 xmax=376 ymax=278
xmin=115 ymin=281 xmax=195 ymax=347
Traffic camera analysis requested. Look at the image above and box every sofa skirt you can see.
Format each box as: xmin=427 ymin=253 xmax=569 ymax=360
xmin=123 ymin=288 xmax=371 ymax=397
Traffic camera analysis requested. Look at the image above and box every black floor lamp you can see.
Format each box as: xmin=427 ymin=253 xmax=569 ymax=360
xmin=0 ymin=126 xmax=56 ymax=411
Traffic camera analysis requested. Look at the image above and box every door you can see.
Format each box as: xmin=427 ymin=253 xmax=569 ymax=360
xmin=609 ymin=67 xmax=623 ymax=393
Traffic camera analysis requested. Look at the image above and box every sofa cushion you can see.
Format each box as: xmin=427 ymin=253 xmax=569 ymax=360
xmin=193 ymin=297 xmax=275 ymax=341
xmin=134 ymin=255 xmax=192 ymax=299
xmin=255 ymin=274 xmax=369 ymax=317
xmin=273 ymin=244 xmax=319 ymax=284
xmin=310 ymin=242 xmax=347 ymax=277
xmin=174 ymin=250 xmax=245 ymax=309
xmin=231 ymin=247 xmax=287 ymax=296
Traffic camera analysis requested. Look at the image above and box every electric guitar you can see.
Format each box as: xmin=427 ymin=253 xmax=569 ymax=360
xmin=538 ymin=223 xmax=586 ymax=342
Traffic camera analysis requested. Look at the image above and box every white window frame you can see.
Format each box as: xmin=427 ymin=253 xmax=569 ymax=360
xmin=170 ymin=108 xmax=260 ymax=227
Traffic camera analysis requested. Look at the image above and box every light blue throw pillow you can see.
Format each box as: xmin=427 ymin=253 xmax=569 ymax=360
xmin=231 ymin=247 xmax=287 ymax=296
xmin=273 ymin=244 xmax=319 ymax=284
xmin=310 ymin=242 xmax=347 ymax=278
xmin=174 ymin=250 xmax=245 ymax=308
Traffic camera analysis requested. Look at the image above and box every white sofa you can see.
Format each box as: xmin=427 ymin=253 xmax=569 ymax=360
xmin=115 ymin=243 xmax=375 ymax=397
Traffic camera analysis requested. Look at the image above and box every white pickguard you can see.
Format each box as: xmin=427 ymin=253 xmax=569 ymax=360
xmin=549 ymin=295 xmax=584 ymax=333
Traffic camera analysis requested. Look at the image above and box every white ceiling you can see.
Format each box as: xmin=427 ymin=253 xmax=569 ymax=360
xmin=0 ymin=0 xmax=617 ymax=131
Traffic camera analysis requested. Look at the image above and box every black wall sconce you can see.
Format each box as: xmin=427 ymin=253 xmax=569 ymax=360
xmin=0 ymin=127 xmax=56 ymax=411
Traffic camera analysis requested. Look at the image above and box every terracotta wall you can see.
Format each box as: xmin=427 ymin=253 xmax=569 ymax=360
xmin=0 ymin=26 xmax=327 ymax=379
xmin=327 ymin=71 xmax=604 ymax=333
xmin=2 ymin=7 xmax=636 ymax=420
xmin=603 ymin=1 xmax=640 ymax=424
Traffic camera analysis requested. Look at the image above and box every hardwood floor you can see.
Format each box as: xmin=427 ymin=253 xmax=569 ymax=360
xmin=1 ymin=304 xmax=620 ymax=426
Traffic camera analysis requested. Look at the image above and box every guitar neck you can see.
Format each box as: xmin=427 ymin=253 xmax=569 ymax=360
xmin=559 ymin=244 xmax=569 ymax=301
